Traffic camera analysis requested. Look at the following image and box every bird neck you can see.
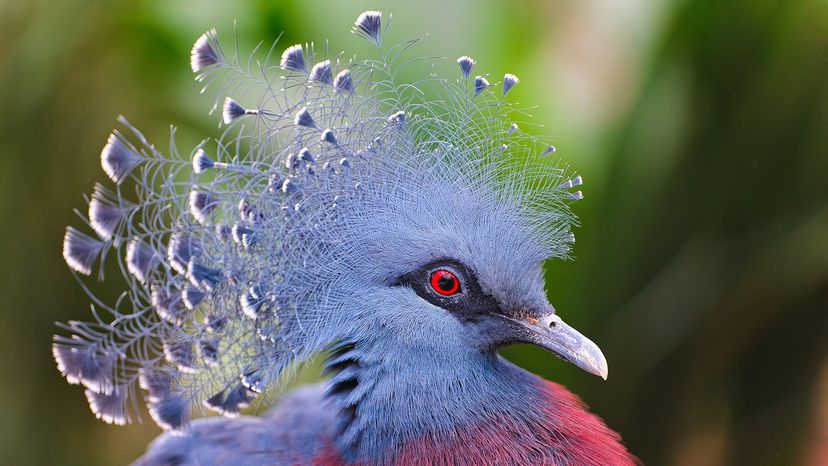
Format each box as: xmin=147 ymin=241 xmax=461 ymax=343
xmin=323 ymin=343 xmax=635 ymax=465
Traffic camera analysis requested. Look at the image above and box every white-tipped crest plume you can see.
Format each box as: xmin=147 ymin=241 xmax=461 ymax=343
xmin=55 ymin=10 xmax=584 ymax=431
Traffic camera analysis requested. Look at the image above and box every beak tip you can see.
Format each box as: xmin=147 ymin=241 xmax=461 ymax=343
xmin=598 ymin=359 xmax=608 ymax=381
xmin=589 ymin=358 xmax=608 ymax=380
xmin=573 ymin=338 xmax=608 ymax=381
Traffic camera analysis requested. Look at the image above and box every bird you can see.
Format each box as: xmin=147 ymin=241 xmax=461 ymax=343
xmin=54 ymin=10 xmax=637 ymax=466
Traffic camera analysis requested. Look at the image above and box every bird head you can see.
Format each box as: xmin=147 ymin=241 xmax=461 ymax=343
xmin=315 ymin=157 xmax=606 ymax=380
xmin=54 ymin=10 xmax=603 ymax=432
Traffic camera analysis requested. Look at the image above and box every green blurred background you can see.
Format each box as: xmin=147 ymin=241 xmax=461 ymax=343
xmin=1 ymin=0 xmax=826 ymax=464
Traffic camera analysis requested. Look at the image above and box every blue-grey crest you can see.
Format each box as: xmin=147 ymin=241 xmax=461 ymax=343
xmin=55 ymin=10 xmax=595 ymax=438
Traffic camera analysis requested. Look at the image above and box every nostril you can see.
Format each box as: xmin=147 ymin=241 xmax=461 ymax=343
xmin=549 ymin=321 xmax=557 ymax=328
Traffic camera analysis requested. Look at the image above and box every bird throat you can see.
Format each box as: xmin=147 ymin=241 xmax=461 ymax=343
xmin=323 ymin=342 xmax=555 ymax=464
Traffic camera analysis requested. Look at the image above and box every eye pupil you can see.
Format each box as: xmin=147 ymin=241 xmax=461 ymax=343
xmin=437 ymin=275 xmax=454 ymax=291
xmin=430 ymin=270 xmax=460 ymax=295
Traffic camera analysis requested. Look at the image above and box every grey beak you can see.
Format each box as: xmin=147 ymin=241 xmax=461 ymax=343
xmin=514 ymin=313 xmax=609 ymax=380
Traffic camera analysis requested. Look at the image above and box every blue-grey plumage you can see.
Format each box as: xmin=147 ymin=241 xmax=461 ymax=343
xmin=199 ymin=338 xmax=219 ymax=366
xmin=192 ymin=148 xmax=215 ymax=174
xmin=166 ymin=232 xmax=195 ymax=275
xmin=88 ymin=183 xmax=128 ymax=240
xmin=163 ymin=340 xmax=198 ymax=374
xmin=473 ymin=75 xmax=490 ymax=96
xmin=50 ymin=9 xmax=633 ymax=466
xmin=386 ymin=110 xmax=406 ymax=128
xmin=310 ymin=60 xmax=333 ymax=85
xmin=147 ymin=394 xmax=188 ymax=431
xmin=333 ymin=69 xmax=353 ymax=93
xmin=62 ymin=226 xmax=105 ymax=275
xmin=191 ymin=29 xmax=221 ymax=73
xmin=293 ymin=107 xmax=318 ymax=129
xmin=321 ymin=129 xmax=338 ymax=146
xmin=133 ymin=386 xmax=335 ymax=466
xmin=52 ymin=339 xmax=115 ymax=394
xmin=84 ymin=386 xmax=130 ymax=425
xmin=280 ymin=44 xmax=307 ymax=74
xmin=138 ymin=368 xmax=174 ymax=402
xmin=125 ymin=238 xmax=157 ymax=283
xmin=150 ymin=287 xmax=186 ymax=324
xmin=186 ymin=261 xmax=221 ymax=291
xmin=100 ymin=131 xmax=144 ymax=184
xmin=182 ymin=287 xmax=206 ymax=310
xmin=353 ymin=11 xmax=383 ymax=46
xmin=222 ymin=97 xmax=255 ymax=124
xmin=457 ymin=55 xmax=476 ymax=79
xmin=189 ymin=190 xmax=217 ymax=225
xmin=502 ymin=73 xmax=520 ymax=96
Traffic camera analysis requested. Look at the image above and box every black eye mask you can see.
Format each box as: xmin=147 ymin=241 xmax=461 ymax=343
xmin=393 ymin=259 xmax=503 ymax=323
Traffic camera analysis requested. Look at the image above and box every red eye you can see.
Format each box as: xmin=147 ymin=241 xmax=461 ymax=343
xmin=430 ymin=270 xmax=460 ymax=296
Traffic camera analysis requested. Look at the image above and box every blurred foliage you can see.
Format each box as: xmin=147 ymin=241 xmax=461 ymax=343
xmin=0 ymin=0 xmax=826 ymax=465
